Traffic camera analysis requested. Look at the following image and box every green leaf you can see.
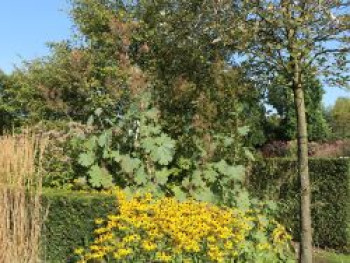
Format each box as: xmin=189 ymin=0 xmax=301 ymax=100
xmin=192 ymin=170 xmax=206 ymax=187
xmin=88 ymin=165 xmax=113 ymax=188
xmin=149 ymin=135 xmax=175 ymax=165
xmin=214 ymin=160 xmax=228 ymax=175
xmin=83 ymin=136 xmax=97 ymax=151
xmin=238 ymin=126 xmax=250 ymax=136
xmin=235 ymin=191 xmax=251 ymax=211
xmin=253 ymin=231 xmax=268 ymax=243
xmin=151 ymin=126 xmax=162 ymax=135
xmin=202 ymin=168 xmax=218 ymax=183
xmin=98 ymin=130 xmax=111 ymax=147
xmin=156 ymin=134 xmax=175 ymax=148
xmin=182 ymin=177 xmax=191 ymax=189
xmin=78 ymin=152 xmax=95 ymax=167
xmin=193 ymin=188 xmax=215 ymax=202
xmin=177 ymin=157 xmax=192 ymax=170
xmin=223 ymin=136 xmax=234 ymax=147
xmin=225 ymin=165 xmax=245 ymax=181
xmin=94 ymin=108 xmax=103 ymax=116
xmin=168 ymin=167 xmax=181 ymax=177
xmin=154 ymin=168 xmax=170 ymax=185
xmin=244 ymin=148 xmax=255 ymax=161
xmin=120 ymin=155 xmax=141 ymax=173
xmin=123 ymin=186 xmax=134 ymax=200
xmin=87 ymin=115 xmax=94 ymax=126
xmin=144 ymin=108 xmax=159 ymax=120
xmin=141 ymin=137 xmax=156 ymax=153
xmin=134 ymin=166 xmax=147 ymax=185
xmin=110 ymin=151 xmax=122 ymax=162
xmin=151 ymin=145 xmax=174 ymax=165
xmin=172 ymin=186 xmax=187 ymax=201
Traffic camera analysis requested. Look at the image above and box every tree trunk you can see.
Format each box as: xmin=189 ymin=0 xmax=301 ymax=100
xmin=293 ymin=77 xmax=313 ymax=263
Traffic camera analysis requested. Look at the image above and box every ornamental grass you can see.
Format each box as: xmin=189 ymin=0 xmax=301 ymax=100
xmin=75 ymin=189 xmax=294 ymax=263
xmin=0 ymin=133 xmax=47 ymax=263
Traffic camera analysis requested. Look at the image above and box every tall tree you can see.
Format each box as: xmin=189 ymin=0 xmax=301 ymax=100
xmin=331 ymin=97 xmax=350 ymax=138
xmin=0 ymin=70 xmax=8 ymax=133
xmin=0 ymin=70 xmax=22 ymax=132
xmin=239 ymin=1 xmax=350 ymax=262
xmin=134 ymin=0 xmax=257 ymax=155
xmin=70 ymin=0 xmax=262 ymax=160
xmin=267 ymin=71 xmax=330 ymax=141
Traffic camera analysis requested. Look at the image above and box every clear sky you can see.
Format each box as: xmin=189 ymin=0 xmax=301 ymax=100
xmin=0 ymin=0 xmax=72 ymax=72
xmin=0 ymin=0 xmax=349 ymax=106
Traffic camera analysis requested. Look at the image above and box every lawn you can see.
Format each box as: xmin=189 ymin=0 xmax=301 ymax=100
xmin=314 ymin=250 xmax=350 ymax=263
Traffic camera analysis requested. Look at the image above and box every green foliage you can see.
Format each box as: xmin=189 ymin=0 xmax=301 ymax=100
xmin=249 ymin=158 xmax=350 ymax=252
xmin=72 ymin=0 xmax=263 ymax=148
xmin=68 ymin=1 xmax=255 ymax=198
xmin=73 ymin=90 xmax=251 ymax=208
xmin=330 ymin=97 xmax=350 ymax=139
xmin=4 ymin=42 xmax=128 ymax=125
xmin=2 ymin=1 xmax=254 ymax=201
xmin=0 ymin=0 xmax=254 ymax=207
xmin=266 ymin=72 xmax=330 ymax=141
xmin=0 ymin=70 xmax=25 ymax=132
xmin=240 ymin=1 xmax=350 ymax=89
xmin=1 ymin=0 xmax=263 ymax=152
xmin=28 ymin=121 xmax=90 ymax=189
xmin=0 ymin=70 xmax=9 ymax=133
xmin=41 ymin=189 xmax=117 ymax=263
xmin=75 ymin=91 xmax=177 ymax=192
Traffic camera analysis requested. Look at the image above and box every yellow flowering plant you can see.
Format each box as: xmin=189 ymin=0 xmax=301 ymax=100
xmin=74 ymin=189 xmax=294 ymax=262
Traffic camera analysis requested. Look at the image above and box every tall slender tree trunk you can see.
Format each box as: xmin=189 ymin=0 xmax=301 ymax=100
xmin=293 ymin=69 xmax=313 ymax=263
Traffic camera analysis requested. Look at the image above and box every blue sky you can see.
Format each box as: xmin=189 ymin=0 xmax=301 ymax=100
xmin=0 ymin=0 xmax=71 ymax=72
xmin=0 ymin=0 xmax=349 ymax=106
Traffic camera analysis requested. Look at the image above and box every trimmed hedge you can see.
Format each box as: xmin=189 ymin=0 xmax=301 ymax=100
xmin=41 ymin=190 xmax=117 ymax=263
xmin=249 ymin=158 xmax=350 ymax=252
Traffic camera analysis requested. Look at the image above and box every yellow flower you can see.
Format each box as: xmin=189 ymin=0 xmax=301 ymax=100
xmin=224 ymin=241 xmax=233 ymax=250
xmin=207 ymin=236 xmax=216 ymax=243
xmin=76 ymin=189 xmax=292 ymax=262
xmin=156 ymin=252 xmax=172 ymax=262
xmin=257 ymin=242 xmax=271 ymax=250
xmin=113 ymin=248 xmax=133 ymax=259
xmin=94 ymin=227 xmax=109 ymax=234
xmin=74 ymin=248 xmax=84 ymax=255
xmin=95 ymin=218 xmax=104 ymax=225
xmin=142 ymin=240 xmax=157 ymax=251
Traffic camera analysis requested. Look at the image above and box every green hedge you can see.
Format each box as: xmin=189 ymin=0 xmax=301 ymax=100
xmin=249 ymin=158 xmax=350 ymax=252
xmin=41 ymin=190 xmax=117 ymax=263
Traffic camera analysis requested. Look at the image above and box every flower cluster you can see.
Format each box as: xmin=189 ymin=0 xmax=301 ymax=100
xmin=75 ymin=189 xmax=293 ymax=262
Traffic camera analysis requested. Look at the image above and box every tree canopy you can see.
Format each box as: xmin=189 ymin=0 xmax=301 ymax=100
xmin=331 ymin=97 xmax=350 ymax=138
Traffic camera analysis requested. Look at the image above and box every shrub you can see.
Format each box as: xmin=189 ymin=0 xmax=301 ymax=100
xmin=41 ymin=190 xmax=117 ymax=263
xmin=74 ymin=189 xmax=294 ymax=263
xmin=309 ymin=139 xmax=350 ymax=157
xmin=30 ymin=121 xmax=94 ymax=189
xmin=260 ymin=141 xmax=291 ymax=158
xmin=249 ymin=158 xmax=350 ymax=251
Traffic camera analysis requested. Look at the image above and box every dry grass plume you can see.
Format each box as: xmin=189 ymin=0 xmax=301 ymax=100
xmin=0 ymin=133 xmax=47 ymax=263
